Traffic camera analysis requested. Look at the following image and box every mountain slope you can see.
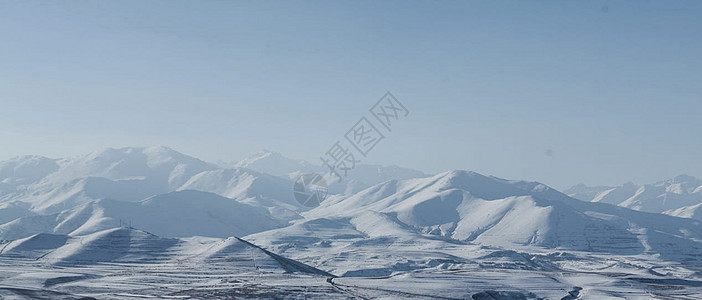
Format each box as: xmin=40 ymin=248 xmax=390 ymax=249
xmin=233 ymin=150 xmax=321 ymax=178
xmin=177 ymin=168 xmax=303 ymax=220
xmin=0 ymin=190 xmax=284 ymax=241
xmin=233 ymin=150 xmax=428 ymax=194
xmin=294 ymin=171 xmax=702 ymax=260
xmin=0 ymin=146 xmax=217 ymax=214
xmin=41 ymin=146 xmax=215 ymax=188
xmin=566 ymin=175 xmax=702 ymax=216
xmin=0 ymin=233 xmax=70 ymax=259
xmin=41 ymin=227 xmax=179 ymax=265
xmin=0 ymin=155 xmax=59 ymax=194
xmin=0 ymin=202 xmax=34 ymax=226
xmin=666 ymin=203 xmax=702 ymax=220
xmin=0 ymin=147 xmax=427 ymax=227
xmin=0 ymin=226 xmax=332 ymax=277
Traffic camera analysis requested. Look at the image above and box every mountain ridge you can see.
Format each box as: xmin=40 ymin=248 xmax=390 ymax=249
xmin=566 ymin=174 xmax=702 ymax=219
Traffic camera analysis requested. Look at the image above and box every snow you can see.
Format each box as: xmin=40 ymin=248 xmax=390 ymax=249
xmin=1 ymin=190 xmax=285 ymax=240
xmin=2 ymin=147 xmax=702 ymax=298
xmin=0 ymin=233 xmax=69 ymax=259
xmin=177 ymin=167 xmax=304 ymax=220
xmin=0 ymin=202 xmax=33 ymax=226
xmin=232 ymin=150 xmax=428 ymax=195
xmin=568 ymin=175 xmax=702 ymax=216
xmin=666 ymin=202 xmax=702 ymax=220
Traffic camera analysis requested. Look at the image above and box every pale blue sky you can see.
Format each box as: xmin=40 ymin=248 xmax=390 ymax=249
xmin=1 ymin=1 xmax=701 ymax=189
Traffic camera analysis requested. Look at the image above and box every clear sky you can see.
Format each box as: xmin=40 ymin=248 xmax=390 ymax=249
xmin=1 ymin=0 xmax=701 ymax=189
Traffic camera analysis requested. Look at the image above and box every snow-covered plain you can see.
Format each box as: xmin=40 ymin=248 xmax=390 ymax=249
xmin=1 ymin=147 xmax=702 ymax=299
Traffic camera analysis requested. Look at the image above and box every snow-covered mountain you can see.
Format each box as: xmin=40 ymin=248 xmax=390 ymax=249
xmin=231 ymin=150 xmax=428 ymax=194
xmin=0 ymin=227 xmax=345 ymax=299
xmin=177 ymin=168 xmax=304 ymax=220
xmin=566 ymin=175 xmax=702 ymax=219
xmin=0 ymin=155 xmax=59 ymax=191
xmin=237 ymin=171 xmax=702 ymax=298
xmin=0 ymin=147 xmax=426 ymax=216
xmin=0 ymin=146 xmax=217 ymax=214
xmin=0 ymin=226 xmax=330 ymax=275
xmin=231 ymin=150 xmax=321 ymax=178
xmin=3 ymin=148 xmax=702 ymax=298
xmin=249 ymin=170 xmax=702 ymax=264
xmin=666 ymin=202 xmax=702 ymax=220
xmin=3 ymin=147 xmax=701 ymax=260
xmin=39 ymin=146 xmax=215 ymax=190
xmin=0 ymin=147 xmax=429 ymax=242
xmin=0 ymin=147 xmax=311 ymax=242
xmin=0 ymin=202 xmax=33 ymax=225
xmin=0 ymin=190 xmax=285 ymax=241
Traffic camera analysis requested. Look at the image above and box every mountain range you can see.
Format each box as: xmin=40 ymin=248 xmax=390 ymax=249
xmin=0 ymin=146 xmax=428 ymax=241
xmin=566 ymin=175 xmax=702 ymax=220
xmin=2 ymin=146 xmax=702 ymax=298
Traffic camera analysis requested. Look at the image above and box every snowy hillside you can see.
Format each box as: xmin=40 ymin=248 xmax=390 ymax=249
xmin=0 ymin=190 xmax=285 ymax=241
xmin=249 ymin=171 xmax=702 ymax=264
xmin=1 ymin=228 xmax=333 ymax=280
xmin=232 ymin=150 xmax=428 ymax=194
xmin=665 ymin=202 xmax=702 ymax=220
xmin=0 ymin=146 xmax=217 ymax=214
xmin=232 ymin=150 xmax=321 ymax=178
xmin=177 ymin=168 xmax=304 ymax=220
xmin=2 ymin=148 xmax=702 ymax=298
xmin=0 ymin=155 xmax=59 ymax=190
xmin=242 ymin=171 xmax=702 ymax=298
xmin=0 ymin=147 xmax=425 ymax=217
xmin=0 ymin=202 xmax=33 ymax=225
xmin=39 ymin=146 xmax=215 ymax=190
xmin=0 ymin=146 xmax=426 ymax=241
xmin=567 ymin=175 xmax=702 ymax=219
xmin=1 ymin=226 xmax=332 ymax=273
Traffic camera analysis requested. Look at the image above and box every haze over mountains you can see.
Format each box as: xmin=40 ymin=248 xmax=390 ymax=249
xmin=2 ymin=146 xmax=702 ymax=249
xmin=250 ymin=171 xmax=702 ymax=271
xmin=0 ymin=146 xmax=429 ymax=241
xmin=566 ymin=175 xmax=702 ymax=220
xmin=2 ymin=146 xmax=702 ymax=298
xmin=227 ymin=150 xmax=427 ymax=195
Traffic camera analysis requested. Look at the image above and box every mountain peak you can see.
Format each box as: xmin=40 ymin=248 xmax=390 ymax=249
xmin=238 ymin=150 xmax=296 ymax=163
xmin=77 ymin=146 xmax=211 ymax=169
xmin=438 ymin=169 xmax=480 ymax=178
xmin=1 ymin=155 xmax=55 ymax=163
xmin=0 ymin=155 xmax=60 ymax=187
xmin=234 ymin=150 xmax=315 ymax=177
xmin=672 ymin=174 xmax=700 ymax=183
xmin=86 ymin=146 xmax=184 ymax=159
